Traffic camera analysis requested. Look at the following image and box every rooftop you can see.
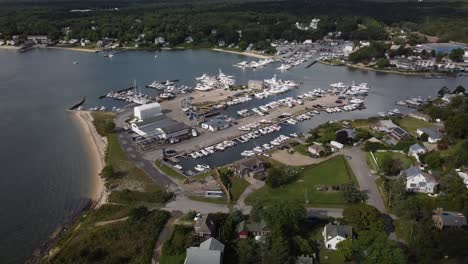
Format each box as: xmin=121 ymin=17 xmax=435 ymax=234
xmin=324 ymin=223 xmax=352 ymax=239
xmin=418 ymin=127 xmax=443 ymax=140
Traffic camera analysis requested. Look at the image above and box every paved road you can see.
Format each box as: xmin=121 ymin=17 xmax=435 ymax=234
xmin=342 ymin=147 xmax=387 ymax=213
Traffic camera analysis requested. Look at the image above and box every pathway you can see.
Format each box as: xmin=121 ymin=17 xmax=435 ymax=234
xmin=152 ymin=211 xmax=182 ymax=264
xmin=342 ymin=147 xmax=387 ymax=213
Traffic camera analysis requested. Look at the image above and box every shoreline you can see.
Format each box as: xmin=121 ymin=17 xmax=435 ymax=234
xmin=46 ymin=46 xmax=101 ymax=53
xmin=211 ymin=48 xmax=273 ymax=59
xmin=69 ymin=110 xmax=108 ymax=207
xmin=0 ymin=45 xmax=20 ymax=51
xmin=318 ymin=60 xmax=450 ymax=76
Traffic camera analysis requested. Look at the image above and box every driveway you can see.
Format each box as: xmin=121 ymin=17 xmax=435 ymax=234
xmin=342 ymin=147 xmax=387 ymax=213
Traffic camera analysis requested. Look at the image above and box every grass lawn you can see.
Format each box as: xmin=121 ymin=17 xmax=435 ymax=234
xmin=245 ymin=155 xmax=357 ymax=208
xmin=373 ymin=151 xmax=414 ymax=170
xmin=155 ymin=160 xmax=186 ymax=181
xmin=160 ymin=225 xmax=194 ymax=264
xmin=188 ymin=195 xmax=228 ymax=205
xmin=366 ymin=152 xmax=378 ymax=171
xmin=293 ymin=143 xmax=310 ymax=156
xmin=229 ymin=177 xmax=250 ymax=201
xmin=397 ymin=117 xmax=433 ymax=136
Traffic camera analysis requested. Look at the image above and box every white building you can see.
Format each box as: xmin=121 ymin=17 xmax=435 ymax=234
xmin=416 ymin=127 xmax=443 ymax=143
xmin=457 ymin=170 xmax=468 ymax=188
xmin=322 ymin=223 xmax=352 ymax=250
xmin=408 ymin=143 xmax=426 ymax=162
xmin=134 ymin=102 xmax=162 ymax=121
xmin=201 ymin=118 xmax=230 ymax=132
xmin=330 ymin=141 xmax=344 ymax=151
xmin=402 ymin=166 xmax=437 ymax=194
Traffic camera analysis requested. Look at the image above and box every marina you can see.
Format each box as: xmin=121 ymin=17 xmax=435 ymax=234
xmin=1 ymin=48 xmax=466 ymax=264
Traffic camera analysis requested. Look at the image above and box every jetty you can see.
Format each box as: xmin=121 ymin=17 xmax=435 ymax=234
xmin=68 ymin=96 xmax=86 ymax=110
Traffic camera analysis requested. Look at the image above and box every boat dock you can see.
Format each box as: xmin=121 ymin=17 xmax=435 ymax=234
xmin=99 ymin=86 xmax=135 ymax=99
xmin=305 ymin=60 xmax=318 ymax=68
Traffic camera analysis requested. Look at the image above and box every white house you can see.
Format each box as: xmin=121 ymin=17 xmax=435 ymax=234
xmin=408 ymin=143 xmax=427 ymax=162
xmin=330 ymin=141 xmax=344 ymax=151
xmin=134 ymin=102 xmax=162 ymax=121
xmin=457 ymin=170 xmax=468 ymax=188
xmin=308 ymin=144 xmax=325 ymax=157
xmin=402 ymin=166 xmax=437 ymax=194
xmin=416 ymin=127 xmax=443 ymax=143
xmin=201 ymin=118 xmax=230 ymax=132
xmin=322 ymin=223 xmax=353 ymax=250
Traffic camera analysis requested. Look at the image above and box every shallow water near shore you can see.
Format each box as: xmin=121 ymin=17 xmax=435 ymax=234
xmin=0 ymin=48 xmax=466 ymax=263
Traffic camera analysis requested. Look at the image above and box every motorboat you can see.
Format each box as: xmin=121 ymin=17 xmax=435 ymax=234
xmin=241 ymin=150 xmax=256 ymax=157
xmin=194 ymin=164 xmax=210 ymax=172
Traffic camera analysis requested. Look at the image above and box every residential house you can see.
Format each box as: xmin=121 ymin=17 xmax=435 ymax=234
xmin=375 ymin=120 xmax=408 ymax=140
xmin=335 ymin=128 xmax=357 ymax=142
xmin=432 ymin=208 xmax=467 ymax=230
xmin=322 ymin=223 xmax=353 ymax=250
xmin=236 ymin=219 xmax=270 ymax=240
xmin=408 ymin=143 xmax=427 ymax=162
xmin=232 ymin=157 xmax=266 ymax=178
xmin=409 ymin=112 xmax=432 ymax=122
xmin=416 ymin=127 xmax=443 ymax=143
xmin=457 ymin=169 xmax=468 ymax=188
xmin=402 ymin=166 xmax=437 ymax=194
xmin=308 ymin=144 xmax=325 ymax=157
xmin=330 ymin=141 xmax=344 ymax=151
xmin=0 ymin=39 xmax=5 ymax=45
xmin=154 ymin=37 xmax=166 ymax=45
xmin=194 ymin=214 xmax=217 ymax=238
xmin=185 ymin=237 xmax=224 ymax=264
xmin=202 ymin=117 xmax=230 ymax=132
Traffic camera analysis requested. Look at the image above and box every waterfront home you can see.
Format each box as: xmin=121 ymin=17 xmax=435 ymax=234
xmin=322 ymin=223 xmax=353 ymax=250
xmin=308 ymin=144 xmax=325 ymax=157
xmin=432 ymin=208 xmax=467 ymax=230
xmin=408 ymin=143 xmax=427 ymax=162
xmin=154 ymin=37 xmax=166 ymax=45
xmin=402 ymin=166 xmax=437 ymax=194
xmin=409 ymin=112 xmax=432 ymax=122
xmin=27 ymin=35 xmax=49 ymax=44
xmin=336 ymin=128 xmax=357 ymax=140
xmin=236 ymin=219 xmax=270 ymax=240
xmin=416 ymin=127 xmax=443 ymax=143
xmin=374 ymin=120 xmax=408 ymax=141
xmin=202 ymin=117 xmax=230 ymax=132
xmin=232 ymin=157 xmax=266 ymax=178
xmin=185 ymin=237 xmax=224 ymax=264
xmin=330 ymin=141 xmax=344 ymax=151
xmin=0 ymin=39 xmax=4 ymax=45
xmin=194 ymin=214 xmax=217 ymax=238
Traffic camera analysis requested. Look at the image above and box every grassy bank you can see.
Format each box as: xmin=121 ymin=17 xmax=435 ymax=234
xmin=245 ymin=155 xmax=357 ymax=207
xmin=45 ymin=112 xmax=172 ymax=263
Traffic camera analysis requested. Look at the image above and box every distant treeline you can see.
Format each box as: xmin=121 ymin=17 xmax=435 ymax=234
xmin=0 ymin=0 xmax=467 ymax=46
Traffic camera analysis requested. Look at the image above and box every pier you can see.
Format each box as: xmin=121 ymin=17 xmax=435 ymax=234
xmin=68 ymin=96 xmax=86 ymax=110
xmin=99 ymin=86 xmax=135 ymax=99
xmin=305 ymin=60 xmax=318 ymax=68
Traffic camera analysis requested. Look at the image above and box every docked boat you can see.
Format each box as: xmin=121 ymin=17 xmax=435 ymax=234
xmin=253 ymin=147 xmax=263 ymax=153
xmin=194 ymin=164 xmax=210 ymax=172
xmin=241 ymin=150 xmax=256 ymax=157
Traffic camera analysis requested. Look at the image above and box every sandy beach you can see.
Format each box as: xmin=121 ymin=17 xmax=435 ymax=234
xmin=211 ymin=48 xmax=273 ymax=59
xmin=70 ymin=111 xmax=108 ymax=208
xmin=0 ymin=45 xmax=20 ymax=51
xmin=47 ymin=46 xmax=101 ymax=53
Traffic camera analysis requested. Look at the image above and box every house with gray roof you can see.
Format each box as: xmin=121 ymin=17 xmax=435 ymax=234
xmin=416 ymin=127 xmax=443 ymax=143
xmin=322 ymin=223 xmax=353 ymax=250
xmin=232 ymin=157 xmax=266 ymax=178
xmin=185 ymin=238 xmax=224 ymax=264
xmin=236 ymin=219 xmax=270 ymax=240
xmin=432 ymin=208 xmax=467 ymax=230
xmin=201 ymin=117 xmax=230 ymax=132
xmin=408 ymin=143 xmax=427 ymax=162
xmin=194 ymin=214 xmax=217 ymax=238
xmin=375 ymin=120 xmax=408 ymax=140
xmin=402 ymin=166 xmax=437 ymax=194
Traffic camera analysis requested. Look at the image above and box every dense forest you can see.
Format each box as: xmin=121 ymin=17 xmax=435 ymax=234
xmin=0 ymin=0 xmax=467 ymax=48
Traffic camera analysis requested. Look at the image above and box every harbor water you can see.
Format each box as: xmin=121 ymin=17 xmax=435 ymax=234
xmin=0 ymin=48 xmax=466 ymax=263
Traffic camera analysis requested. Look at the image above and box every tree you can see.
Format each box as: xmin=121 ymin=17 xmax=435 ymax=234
xmin=341 ymin=182 xmax=365 ymax=204
xmin=100 ymin=164 xmax=115 ymax=180
xmin=129 ymin=206 xmax=150 ymax=222
xmin=379 ymin=153 xmax=401 ymax=176
xmin=419 ymin=133 xmax=429 ymax=142
xmin=376 ymin=58 xmax=390 ymax=68
xmin=337 ymin=239 xmax=355 ymax=261
xmin=436 ymin=51 xmax=445 ymax=63
xmin=449 ymin=48 xmax=464 ymax=62
xmin=335 ymin=130 xmax=351 ymax=145
xmin=264 ymin=230 xmax=290 ymax=264
xmin=343 ymin=204 xmax=384 ymax=232
xmin=363 ymin=141 xmax=386 ymax=152
xmin=422 ymin=151 xmax=443 ymax=169
xmin=265 ymin=167 xmax=283 ymax=188
xmin=236 ymin=239 xmax=261 ymax=264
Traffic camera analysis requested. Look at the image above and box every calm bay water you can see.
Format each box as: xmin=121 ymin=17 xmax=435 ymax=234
xmin=0 ymin=48 xmax=466 ymax=263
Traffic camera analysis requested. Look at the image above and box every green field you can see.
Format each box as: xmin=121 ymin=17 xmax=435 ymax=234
xmin=229 ymin=177 xmax=250 ymax=201
xmin=397 ymin=117 xmax=433 ymax=136
xmin=245 ymin=155 xmax=357 ymax=207
xmin=155 ymin=160 xmax=187 ymax=181
xmin=373 ymin=151 xmax=414 ymax=170
xmin=188 ymin=195 xmax=229 ymax=205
